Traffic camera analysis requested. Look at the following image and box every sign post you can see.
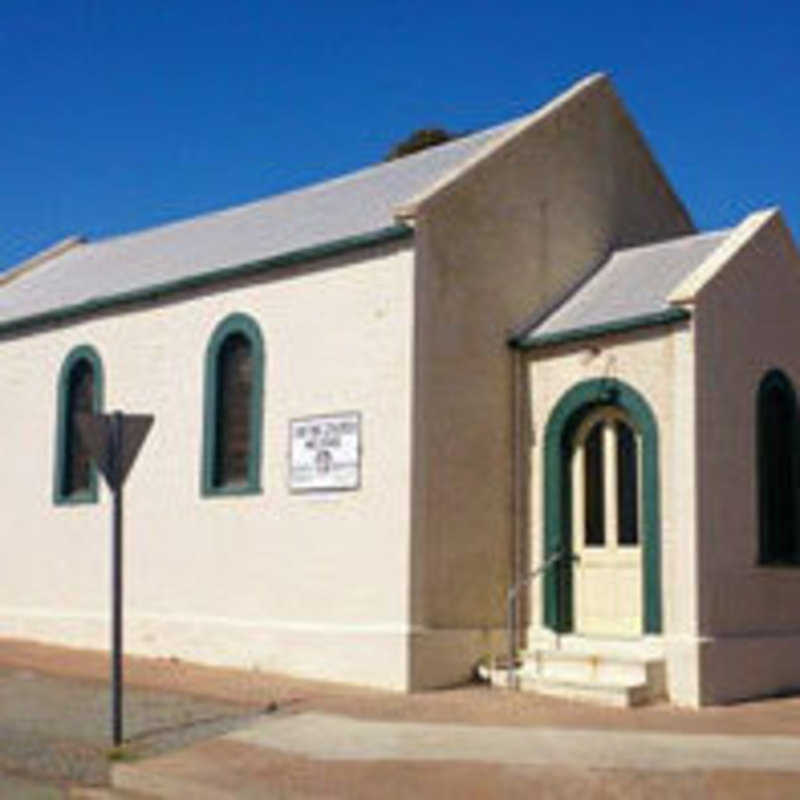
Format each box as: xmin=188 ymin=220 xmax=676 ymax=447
xmin=77 ymin=411 xmax=154 ymax=747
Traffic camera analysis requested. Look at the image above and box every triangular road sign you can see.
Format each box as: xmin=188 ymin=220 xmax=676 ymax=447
xmin=118 ymin=415 xmax=154 ymax=485
xmin=76 ymin=413 xmax=154 ymax=490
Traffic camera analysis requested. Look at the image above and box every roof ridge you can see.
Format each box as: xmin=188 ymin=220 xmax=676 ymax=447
xmin=79 ymin=117 xmax=520 ymax=252
xmin=613 ymin=229 xmax=730 ymax=257
xmin=0 ymin=236 xmax=86 ymax=285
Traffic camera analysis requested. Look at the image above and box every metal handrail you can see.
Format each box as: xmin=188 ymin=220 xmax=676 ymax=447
xmin=506 ymin=549 xmax=578 ymax=688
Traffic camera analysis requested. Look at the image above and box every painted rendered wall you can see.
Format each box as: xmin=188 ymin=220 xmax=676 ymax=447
xmin=526 ymin=323 xmax=701 ymax=704
xmin=693 ymin=213 xmax=800 ymax=703
xmin=407 ymin=75 xmax=694 ymax=688
xmin=0 ymin=242 xmax=416 ymax=690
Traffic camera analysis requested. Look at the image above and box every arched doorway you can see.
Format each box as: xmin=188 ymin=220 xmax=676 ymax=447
xmin=542 ymin=378 xmax=662 ymax=636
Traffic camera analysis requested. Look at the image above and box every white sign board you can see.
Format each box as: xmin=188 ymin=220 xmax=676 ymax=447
xmin=290 ymin=412 xmax=361 ymax=492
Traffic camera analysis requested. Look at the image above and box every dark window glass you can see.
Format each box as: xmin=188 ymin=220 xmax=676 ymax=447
xmin=616 ymin=421 xmax=639 ymax=545
xmin=213 ymin=332 xmax=253 ymax=487
xmin=63 ymin=359 xmax=94 ymax=496
xmin=584 ymin=422 xmax=605 ymax=546
xmin=759 ymin=372 xmax=797 ymax=563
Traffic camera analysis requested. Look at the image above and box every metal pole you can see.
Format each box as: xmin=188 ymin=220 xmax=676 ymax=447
xmin=111 ymin=410 xmax=124 ymax=746
xmin=507 ymin=588 xmax=516 ymax=689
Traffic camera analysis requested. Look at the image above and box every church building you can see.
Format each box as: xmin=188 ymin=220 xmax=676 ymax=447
xmin=1 ymin=73 xmax=798 ymax=707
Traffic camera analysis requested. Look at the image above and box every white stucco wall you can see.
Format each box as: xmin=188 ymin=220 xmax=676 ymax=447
xmin=693 ymin=213 xmax=800 ymax=703
xmin=0 ymin=242 xmax=416 ymax=689
xmin=526 ymin=322 xmax=702 ymax=704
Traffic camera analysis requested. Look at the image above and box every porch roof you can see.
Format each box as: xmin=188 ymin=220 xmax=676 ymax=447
xmin=512 ymin=229 xmax=730 ymax=349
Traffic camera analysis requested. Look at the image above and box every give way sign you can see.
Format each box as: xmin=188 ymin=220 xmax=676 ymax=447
xmin=76 ymin=412 xmax=154 ymax=490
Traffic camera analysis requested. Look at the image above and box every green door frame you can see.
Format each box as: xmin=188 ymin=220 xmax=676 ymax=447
xmin=542 ymin=377 xmax=663 ymax=634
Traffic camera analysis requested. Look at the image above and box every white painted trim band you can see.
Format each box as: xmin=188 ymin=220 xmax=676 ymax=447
xmin=0 ymin=607 xmax=423 ymax=636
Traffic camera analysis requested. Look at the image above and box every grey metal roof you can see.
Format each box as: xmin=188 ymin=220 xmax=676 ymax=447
xmin=516 ymin=230 xmax=730 ymax=347
xmin=0 ymin=119 xmax=517 ymax=326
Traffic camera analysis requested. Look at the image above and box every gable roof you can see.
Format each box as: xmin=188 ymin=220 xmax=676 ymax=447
xmin=513 ymin=230 xmax=730 ymax=349
xmin=0 ymin=71 xmax=690 ymax=338
xmin=0 ymin=117 xmax=519 ymax=330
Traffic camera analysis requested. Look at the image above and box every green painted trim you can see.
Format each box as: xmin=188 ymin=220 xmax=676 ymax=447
xmin=201 ymin=313 xmax=265 ymax=497
xmin=53 ymin=345 xmax=105 ymax=506
xmin=202 ymin=484 xmax=263 ymax=498
xmin=0 ymin=225 xmax=413 ymax=339
xmin=512 ymin=308 xmax=690 ymax=350
xmin=542 ymin=377 xmax=663 ymax=634
xmin=756 ymin=369 xmax=800 ymax=565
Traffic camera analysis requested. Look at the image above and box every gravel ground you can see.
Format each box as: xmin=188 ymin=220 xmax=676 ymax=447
xmin=0 ymin=772 xmax=65 ymax=799
xmin=0 ymin=662 xmax=264 ymax=786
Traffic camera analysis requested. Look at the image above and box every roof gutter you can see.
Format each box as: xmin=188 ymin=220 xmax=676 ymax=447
xmin=0 ymin=224 xmax=413 ymax=338
xmin=510 ymin=307 xmax=691 ymax=350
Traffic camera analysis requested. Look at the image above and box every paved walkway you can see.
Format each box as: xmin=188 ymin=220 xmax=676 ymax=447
xmin=226 ymin=711 xmax=800 ymax=772
xmin=113 ymin=711 xmax=800 ymax=799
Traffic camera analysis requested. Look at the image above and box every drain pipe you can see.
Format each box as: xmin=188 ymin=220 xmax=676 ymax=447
xmin=509 ymin=346 xmax=527 ymax=687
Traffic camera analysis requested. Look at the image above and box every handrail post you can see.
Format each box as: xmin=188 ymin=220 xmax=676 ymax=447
xmin=508 ymin=588 xmax=516 ymax=689
xmin=506 ymin=550 xmax=577 ymax=690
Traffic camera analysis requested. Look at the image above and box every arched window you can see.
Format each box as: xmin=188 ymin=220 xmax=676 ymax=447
xmin=572 ymin=408 xmax=641 ymax=552
xmin=54 ymin=346 xmax=104 ymax=504
xmin=202 ymin=313 xmax=264 ymax=495
xmin=757 ymin=369 xmax=799 ymax=564
xmin=583 ymin=419 xmax=606 ymax=546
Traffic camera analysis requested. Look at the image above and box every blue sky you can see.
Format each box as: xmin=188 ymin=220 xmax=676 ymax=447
xmin=1 ymin=0 xmax=798 ymax=272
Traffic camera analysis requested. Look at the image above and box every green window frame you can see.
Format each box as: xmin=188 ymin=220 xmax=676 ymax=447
xmin=53 ymin=345 xmax=105 ymax=505
xmin=757 ymin=369 xmax=800 ymax=565
xmin=201 ymin=313 xmax=265 ymax=497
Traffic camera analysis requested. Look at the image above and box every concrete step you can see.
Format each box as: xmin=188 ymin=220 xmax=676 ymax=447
xmin=485 ymin=650 xmax=667 ymax=708
xmin=523 ymin=649 xmax=666 ymax=693
xmin=528 ymin=634 xmax=665 ymax=657
xmin=519 ymin=676 xmax=653 ymax=707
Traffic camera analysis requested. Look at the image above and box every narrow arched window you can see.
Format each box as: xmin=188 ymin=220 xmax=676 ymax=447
xmin=202 ymin=314 xmax=264 ymax=496
xmin=757 ymin=369 xmax=799 ymax=564
xmin=572 ymin=407 xmax=641 ymax=551
xmin=584 ymin=420 xmax=605 ymax=546
xmin=54 ymin=346 xmax=104 ymax=504
xmin=616 ymin=420 xmax=639 ymax=546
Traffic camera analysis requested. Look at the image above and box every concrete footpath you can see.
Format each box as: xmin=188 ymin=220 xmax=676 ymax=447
xmin=110 ymin=710 xmax=800 ymax=798
xmin=227 ymin=711 xmax=800 ymax=772
xmin=4 ymin=639 xmax=800 ymax=798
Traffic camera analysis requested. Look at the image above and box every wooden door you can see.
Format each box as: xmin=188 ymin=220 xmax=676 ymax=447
xmin=571 ymin=408 xmax=643 ymax=636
